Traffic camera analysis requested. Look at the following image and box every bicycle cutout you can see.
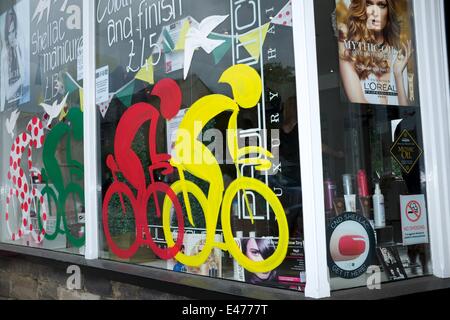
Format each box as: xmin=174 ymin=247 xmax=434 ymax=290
xmin=161 ymin=64 xmax=289 ymax=274
xmin=37 ymin=107 xmax=85 ymax=248
xmin=102 ymin=78 xmax=185 ymax=260
xmin=4 ymin=117 xmax=48 ymax=244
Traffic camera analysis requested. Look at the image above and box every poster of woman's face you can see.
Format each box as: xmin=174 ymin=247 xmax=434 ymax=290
xmin=242 ymin=237 xmax=278 ymax=284
xmin=0 ymin=0 xmax=30 ymax=111
xmin=335 ymin=0 xmax=418 ymax=106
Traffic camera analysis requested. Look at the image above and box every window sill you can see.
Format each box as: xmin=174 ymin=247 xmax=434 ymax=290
xmin=0 ymin=243 xmax=306 ymax=300
xmin=2 ymin=243 xmax=449 ymax=300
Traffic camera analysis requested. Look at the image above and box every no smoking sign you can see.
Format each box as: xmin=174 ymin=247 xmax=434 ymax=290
xmin=400 ymin=195 xmax=429 ymax=246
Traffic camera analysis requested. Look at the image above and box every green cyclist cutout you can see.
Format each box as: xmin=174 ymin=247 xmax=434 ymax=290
xmin=37 ymin=107 xmax=85 ymax=248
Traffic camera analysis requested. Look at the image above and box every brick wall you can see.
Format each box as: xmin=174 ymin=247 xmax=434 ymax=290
xmin=0 ymin=252 xmax=191 ymax=300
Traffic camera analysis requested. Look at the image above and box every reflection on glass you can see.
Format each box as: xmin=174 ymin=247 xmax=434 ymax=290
xmin=96 ymin=0 xmax=304 ymax=292
xmin=316 ymin=0 xmax=431 ymax=290
xmin=0 ymin=0 xmax=85 ymax=255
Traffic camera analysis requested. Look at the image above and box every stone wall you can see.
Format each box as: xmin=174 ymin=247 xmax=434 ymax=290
xmin=0 ymin=252 xmax=194 ymax=300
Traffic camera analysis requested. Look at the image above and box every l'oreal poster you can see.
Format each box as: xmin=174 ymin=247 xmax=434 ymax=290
xmin=0 ymin=0 xmax=31 ymax=112
xmin=334 ymin=0 xmax=418 ymax=106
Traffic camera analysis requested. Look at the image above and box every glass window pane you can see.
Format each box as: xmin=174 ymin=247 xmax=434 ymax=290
xmin=96 ymin=0 xmax=305 ymax=292
xmin=314 ymin=0 xmax=432 ymax=290
xmin=0 ymin=0 xmax=85 ymax=255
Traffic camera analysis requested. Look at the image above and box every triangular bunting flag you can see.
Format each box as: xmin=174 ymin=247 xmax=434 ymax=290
xmin=59 ymin=109 xmax=68 ymax=121
xmin=238 ymin=23 xmax=270 ymax=62
xmin=174 ymin=19 xmax=192 ymax=51
xmin=64 ymin=72 xmax=80 ymax=94
xmin=59 ymin=97 xmax=69 ymax=121
xmin=116 ymin=80 xmax=135 ymax=107
xmin=162 ymin=28 xmax=176 ymax=53
xmin=271 ymin=1 xmax=293 ymax=27
xmin=135 ymin=56 xmax=154 ymax=85
xmin=98 ymin=94 xmax=114 ymax=118
xmin=210 ymin=33 xmax=232 ymax=65
xmin=152 ymin=32 xmax=164 ymax=56
xmin=79 ymin=88 xmax=84 ymax=112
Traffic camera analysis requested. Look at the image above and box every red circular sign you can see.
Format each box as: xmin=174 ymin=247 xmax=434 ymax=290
xmin=405 ymin=200 xmax=422 ymax=223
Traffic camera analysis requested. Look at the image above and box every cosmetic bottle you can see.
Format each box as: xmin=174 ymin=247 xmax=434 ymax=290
xmin=343 ymin=174 xmax=356 ymax=212
xmin=333 ymin=197 xmax=345 ymax=216
xmin=357 ymin=170 xmax=371 ymax=219
xmin=343 ymin=174 xmax=353 ymax=195
xmin=357 ymin=170 xmax=369 ymax=197
xmin=209 ymin=260 xmax=219 ymax=278
xmin=373 ymin=183 xmax=386 ymax=228
xmin=324 ymin=179 xmax=337 ymax=212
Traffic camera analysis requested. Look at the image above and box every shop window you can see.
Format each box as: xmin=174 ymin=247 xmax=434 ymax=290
xmin=0 ymin=0 xmax=85 ymax=254
xmin=96 ymin=0 xmax=304 ymax=292
xmin=314 ymin=0 xmax=432 ymax=290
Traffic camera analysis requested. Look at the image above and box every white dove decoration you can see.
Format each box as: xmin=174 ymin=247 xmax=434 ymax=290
xmin=32 ymin=0 xmax=55 ymax=24
xmin=183 ymin=15 xmax=229 ymax=79
xmin=40 ymin=93 xmax=69 ymax=129
xmin=5 ymin=109 xmax=20 ymax=138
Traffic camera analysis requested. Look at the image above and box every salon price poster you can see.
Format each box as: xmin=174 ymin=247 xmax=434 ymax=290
xmin=335 ymin=0 xmax=419 ymax=106
xmin=400 ymin=195 xmax=429 ymax=246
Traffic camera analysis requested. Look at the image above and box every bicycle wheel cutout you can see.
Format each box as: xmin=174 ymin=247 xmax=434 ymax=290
xmin=222 ymin=177 xmax=289 ymax=274
xmin=37 ymin=185 xmax=60 ymax=241
xmin=61 ymin=183 xmax=85 ymax=248
xmin=5 ymin=188 xmax=22 ymax=242
xmin=144 ymin=182 xmax=185 ymax=260
xmin=103 ymin=182 xmax=139 ymax=259
xmin=162 ymin=180 xmax=215 ymax=267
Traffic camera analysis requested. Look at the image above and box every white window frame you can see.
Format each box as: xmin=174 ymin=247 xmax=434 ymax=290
xmin=292 ymin=0 xmax=331 ymax=299
xmin=77 ymin=0 xmax=450 ymax=299
xmin=83 ymin=0 xmax=99 ymax=260
xmin=292 ymin=0 xmax=450 ymax=299
xmin=414 ymin=0 xmax=450 ymax=279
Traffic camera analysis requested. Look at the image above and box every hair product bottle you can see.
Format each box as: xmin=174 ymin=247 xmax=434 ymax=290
xmin=343 ymin=174 xmax=356 ymax=212
xmin=357 ymin=170 xmax=369 ymax=197
xmin=357 ymin=170 xmax=371 ymax=219
xmin=373 ymin=183 xmax=386 ymax=228
xmin=324 ymin=179 xmax=337 ymax=212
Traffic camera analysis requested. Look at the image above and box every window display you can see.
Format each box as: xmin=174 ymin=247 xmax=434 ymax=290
xmin=315 ymin=0 xmax=432 ymax=290
xmin=96 ymin=0 xmax=304 ymax=292
xmin=0 ymin=0 xmax=445 ymax=301
xmin=0 ymin=0 xmax=85 ymax=254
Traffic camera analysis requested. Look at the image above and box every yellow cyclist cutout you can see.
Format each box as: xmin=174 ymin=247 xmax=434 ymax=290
xmin=163 ymin=64 xmax=289 ymax=274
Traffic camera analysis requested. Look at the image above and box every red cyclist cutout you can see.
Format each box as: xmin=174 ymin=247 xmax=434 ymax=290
xmin=103 ymin=79 xmax=185 ymax=260
xmin=4 ymin=116 xmax=47 ymax=243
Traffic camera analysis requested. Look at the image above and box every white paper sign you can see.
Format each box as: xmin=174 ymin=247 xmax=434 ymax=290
xmin=166 ymin=108 xmax=188 ymax=156
xmin=77 ymin=45 xmax=83 ymax=81
xmin=400 ymin=195 xmax=429 ymax=245
xmin=95 ymin=66 xmax=109 ymax=104
xmin=165 ymin=51 xmax=184 ymax=73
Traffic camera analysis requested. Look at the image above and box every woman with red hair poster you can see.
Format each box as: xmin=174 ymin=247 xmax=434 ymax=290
xmin=335 ymin=0 xmax=417 ymax=106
